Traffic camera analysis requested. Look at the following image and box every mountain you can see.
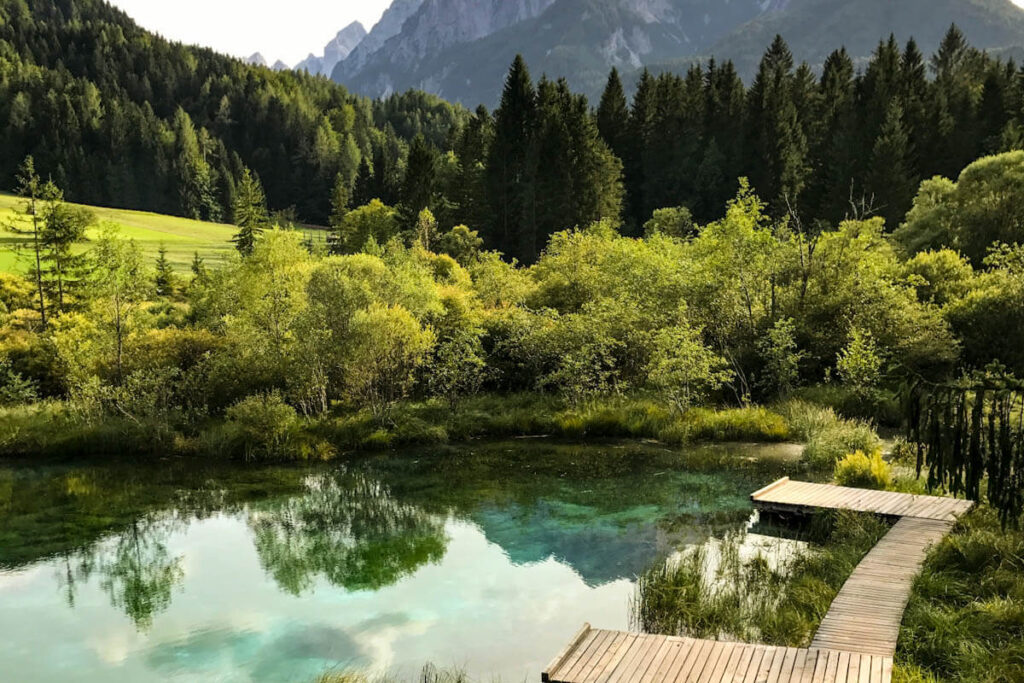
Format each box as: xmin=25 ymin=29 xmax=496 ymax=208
xmin=326 ymin=0 xmax=1024 ymax=106
xmin=697 ymin=0 xmax=1024 ymax=77
xmin=245 ymin=52 xmax=268 ymax=67
xmin=294 ymin=21 xmax=367 ymax=76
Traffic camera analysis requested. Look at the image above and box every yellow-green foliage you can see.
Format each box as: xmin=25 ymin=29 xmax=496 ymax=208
xmin=780 ymin=400 xmax=881 ymax=467
xmin=834 ymin=449 xmax=892 ymax=490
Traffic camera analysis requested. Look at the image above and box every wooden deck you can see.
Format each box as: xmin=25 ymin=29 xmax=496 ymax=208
xmin=543 ymin=626 xmax=891 ymax=683
xmin=542 ymin=479 xmax=974 ymax=683
xmin=750 ymin=477 xmax=973 ymax=522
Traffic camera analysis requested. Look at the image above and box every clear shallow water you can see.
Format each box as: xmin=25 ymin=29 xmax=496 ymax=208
xmin=0 ymin=441 xmax=797 ymax=682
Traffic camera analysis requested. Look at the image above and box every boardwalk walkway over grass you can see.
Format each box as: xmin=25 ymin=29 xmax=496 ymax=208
xmin=542 ymin=479 xmax=974 ymax=683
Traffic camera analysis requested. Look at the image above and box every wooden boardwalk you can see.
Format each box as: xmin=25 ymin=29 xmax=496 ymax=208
xmin=542 ymin=479 xmax=974 ymax=683
xmin=543 ymin=626 xmax=891 ymax=683
xmin=810 ymin=516 xmax=954 ymax=656
xmin=750 ymin=477 xmax=972 ymax=522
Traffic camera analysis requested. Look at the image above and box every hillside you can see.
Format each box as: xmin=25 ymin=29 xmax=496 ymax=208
xmin=0 ymin=0 xmax=463 ymax=225
xmin=0 ymin=193 xmax=242 ymax=274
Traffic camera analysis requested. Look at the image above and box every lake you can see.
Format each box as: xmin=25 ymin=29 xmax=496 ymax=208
xmin=0 ymin=440 xmax=801 ymax=682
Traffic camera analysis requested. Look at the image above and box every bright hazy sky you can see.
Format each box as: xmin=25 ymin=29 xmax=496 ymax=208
xmin=107 ymin=0 xmax=393 ymax=66
xmin=109 ymin=0 xmax=1024 ymax=67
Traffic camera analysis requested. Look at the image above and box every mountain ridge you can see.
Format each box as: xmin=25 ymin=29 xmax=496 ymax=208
xmin=320 ymin=0 xmax=1024 ymax=106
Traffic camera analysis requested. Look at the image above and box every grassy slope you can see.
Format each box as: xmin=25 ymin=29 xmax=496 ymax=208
xmin=0 ymin=193 xmax=239 ymax=273
xmin=0 ymin=194 xmax=330 ymax=273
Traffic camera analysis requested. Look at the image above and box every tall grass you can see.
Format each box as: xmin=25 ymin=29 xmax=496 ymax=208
xmin=896 ymin=507 xmax=1024 ymax=682
xmin=315 ymin=664 xmax=469 ymax=683
xmin=632 ymin=511 xmax=890 ymax=647
xmin=778 ymin=400 xmax=881 ymax=467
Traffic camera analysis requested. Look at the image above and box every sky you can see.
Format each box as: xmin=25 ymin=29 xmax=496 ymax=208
xmin=107 ymin=0 xmax=393 ymax=66
xmin=109 ymin=0 xmax=1024 ymax=67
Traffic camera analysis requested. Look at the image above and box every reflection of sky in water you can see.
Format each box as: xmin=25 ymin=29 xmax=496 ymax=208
xmin=0 ymin=514 xmax=635 ymax=682
xmin=0 ymin=444 xmax=797 ymax=682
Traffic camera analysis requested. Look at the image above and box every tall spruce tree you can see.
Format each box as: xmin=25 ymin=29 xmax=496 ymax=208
xmin=400 ymin=134 xmax=439 ymax=228
xmin=486 ymin=55 xmax=537 ymax=261
xmin=232 ymin=167 xmax=269 ymax=257
xmin=624 ymin=69 xmax=656 ymax=232
xmin=867 ymin=101 xmax=917 ymax=229
xmin=596 ymin=68 xmax=630 ymax=164
xmin=746 ymin=35 xmax=809 ymax=214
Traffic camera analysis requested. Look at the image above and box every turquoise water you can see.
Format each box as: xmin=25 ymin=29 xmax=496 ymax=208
xmin=0 ymin=441 xmax=795 ymax=682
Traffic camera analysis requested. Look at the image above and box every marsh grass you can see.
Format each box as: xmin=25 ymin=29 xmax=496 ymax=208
xmin=896 ymin=507 xmax=1024 ymax=682
xmin=632 ymin=511 xmax=890 ymax=647
xmin=315 ymin=664 xmax=470 ymax=683
xmin=778 ymin=400 xmax=880 ymax=467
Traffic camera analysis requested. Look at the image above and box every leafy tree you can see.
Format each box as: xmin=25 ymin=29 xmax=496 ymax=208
xmin=836 ymin=328 xmax=883 ymax=399
xmin=647 ymin=319 xmax=732 ymax=414
xmin=413 ymin=208 xmax=439 ymax=251
xmin=232 ymin=168 xmax=269 ymax=257
xmin=331 ymin=200 xmax=401 ymax=254
xmin=643 ymin=207 xmax=696 ymax=239
xmin=89 ymin=224 xmax=150 ymax=383
xmin=342 ymin=303 xmax=435 ymax=420
xmin=438 ymin=225 xmax=484 ymax=266
xmin=757 ymin=317 xmax=804 ymax=396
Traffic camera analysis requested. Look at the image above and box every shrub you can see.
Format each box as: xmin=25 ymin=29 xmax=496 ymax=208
xmin=834 ymin=449 xmax=892 ymax=490
xmin=225 ymin=391 xmax=299 ymax=460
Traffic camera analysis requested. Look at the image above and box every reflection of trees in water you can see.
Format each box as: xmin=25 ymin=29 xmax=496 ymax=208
xmin=248 ymin=471 xmax=448 ymax=595
xmin=56 ymin=514 xmax=185 ymax=630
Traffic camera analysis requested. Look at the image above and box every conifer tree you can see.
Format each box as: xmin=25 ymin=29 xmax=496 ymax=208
xmin=232 ymin=167 xmax=269 ymax=257
xmin=746 ymin=35 xmax=809 ymax=213
xmin=329 ymin=173 xmax=351 ymax=230
xmin=624 ymin=69 xmax=655 ymax=231
xmin=154 ymin=243 xmax=174 ymax=296
xmin=352 ymin=158 xmax=375 ymax=208
xmin=806 ymin=48 xmax=857 ymax=222
xmin=451 ymin=106 xmax=494 ymax=232
xmin=596 ymin=68 xmax=630 ymax=163
xmin=400 ymin=134 xmax=438 ymax=228
xmin=12 ymin=156 xmax=48 ymax=326
xmin=868 ymin=101 xmax=916 ymax=229
xmin=486 ymin=55 xmax=537 ymax=261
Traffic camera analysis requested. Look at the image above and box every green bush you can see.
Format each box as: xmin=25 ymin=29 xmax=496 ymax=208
xmin=834 ymin=449 xmax=892 ymax=490
xmin=225 ymin=391 xmax=300 ymax=460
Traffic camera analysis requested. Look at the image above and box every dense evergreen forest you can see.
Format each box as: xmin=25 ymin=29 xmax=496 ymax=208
xmin=6 ymin=0 xmax=1024 ymax=265
xmin=0 ymin=0 xmax=465 ymax=222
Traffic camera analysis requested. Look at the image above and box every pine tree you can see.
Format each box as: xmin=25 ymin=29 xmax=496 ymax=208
xmin=39 ymin=185 xmax=92 ymax=315
xmin=486 ymin=55 xmax=537 ymax=261
xmin=329 ymin=172 xmax=351 ymax=230
xmin=173 ymin=108 xmax=218 ymax=221
xmin=400 ymin=134 xmax=438 ymax=228
xmin=806 ymin=48 xmax=857 ymax=222
xmin=190 ymin=251 xmax=206 ymax=280
xmin=746 ymin=35 xmax=809 ymax=213
xmin=451 ymin=105 xmax=494 ymax=232
xmin=596 ymin=68 xmax=629 ymax=163
xmin=624 ymin=69 xmax=656 ymax=232
xmin=352 ymin=157 xmax=374 ymax=208
xmin=232 ymin=167 xmax=268 ymax=257
xmin=868 ymin=101 xmax=916 ymax=230
xmin=154 ymin=244 xmax=174 ymax=296
xmin=13 ymin=156 xmax=48 ymax=326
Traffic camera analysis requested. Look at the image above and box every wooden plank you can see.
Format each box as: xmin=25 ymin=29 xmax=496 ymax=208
xmin=561 ymin=629 xmax=611 ymax=682
xmin=751 ymin=477 xmax=791 ymax=500
xmin=544 ymin=623 xmax=592 ymax=682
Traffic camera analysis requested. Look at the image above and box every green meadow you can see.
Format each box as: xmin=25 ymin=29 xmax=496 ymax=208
xmin=0 ymin=193 xmax=330 ymax=273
